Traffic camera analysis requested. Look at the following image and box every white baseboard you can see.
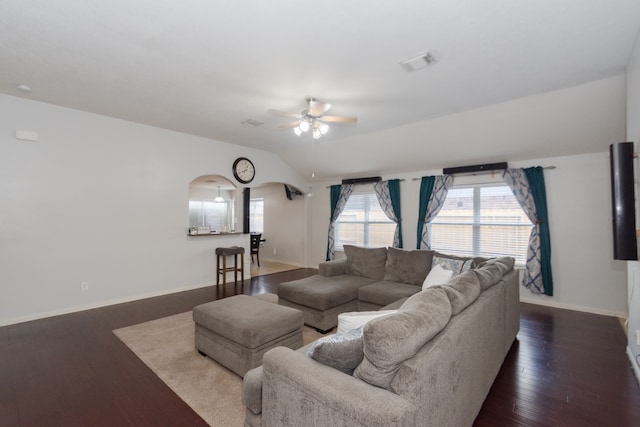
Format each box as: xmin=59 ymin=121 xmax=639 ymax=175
xmin=0 ymin=281 xmax=215 ymax=327
xmin=627 ymin=347 xmax=640 ymax=386
xmin=259 ymin=258 xmax=307 ymax=268
xmin=520 ymin=297 xmax=627 ymax=319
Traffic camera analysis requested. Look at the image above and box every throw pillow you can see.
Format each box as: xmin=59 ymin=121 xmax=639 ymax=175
xmin=337 ymin=310 xmax=397 ymax=335
xmin=343 ymin=245 xmax=388 ymax=280
xmin=306 ymin=327 xmax=364 ymax=375
xmin=354 ymin=287 xmax=452 ymax=389
xmin=383 ymin=247 xmax=434 ymax=285
xmin=422 ymin=264 xmax=453 ymax=289
xmin=432 ymin=252 xmax=474 ymax=275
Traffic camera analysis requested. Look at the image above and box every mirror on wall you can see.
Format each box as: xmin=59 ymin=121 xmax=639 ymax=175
xmin=188 ymin=175 xmax=236 ymax=233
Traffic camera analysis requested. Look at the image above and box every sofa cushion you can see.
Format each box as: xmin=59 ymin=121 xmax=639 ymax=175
xmin=344 ymin=245 xmax=388 ymax=280
xmin=435 ymin=270 xmax=481 ymax=315
xmin=306 ymin=326 xmax=365 ymax=374
xmin=354 ymin=287 xmax=452 ymax=389
xmin=383 ymin=247 xmax=434 ymax=285
xmin=432 ymin=252 xmax=474 ymax=274
xmin=358 ymin=281 xmax=422 ymax=307
xmin=422 ymin=264 xmax=454 ymax=289
xmin=337 ymin=310 xmax=397 ymax=334
xmin=473 ymin=257 xmax=515 ymax=291
xmin=278 ymin=274 xmax=376 ymax=310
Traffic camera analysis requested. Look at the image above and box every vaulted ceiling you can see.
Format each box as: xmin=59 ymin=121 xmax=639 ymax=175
xmin=1 ymin=1 xmax=639 ymax=180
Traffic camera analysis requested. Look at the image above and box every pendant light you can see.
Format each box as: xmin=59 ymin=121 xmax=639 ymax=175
xmin=214 ymin=186 xmax=225 ymax=203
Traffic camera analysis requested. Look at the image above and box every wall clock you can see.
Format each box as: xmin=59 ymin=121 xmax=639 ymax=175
xmin=232 ymin=157 xmax=255 ymax=184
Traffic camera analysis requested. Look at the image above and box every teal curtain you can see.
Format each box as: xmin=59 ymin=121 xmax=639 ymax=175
xmin=524 ymin=167 xmax=553 ymax=296
xmin=326 ymin=184 xmax=354 ymax=261
xmin=416 ymin=177 xmax=435 ymax=249
xmin=374 ymin=179 xmax=403 ymax=248
xmin=326 ymin=185 xmax=342 ymax=261
xmin=388 ymin=179 xmax=403 ymax=248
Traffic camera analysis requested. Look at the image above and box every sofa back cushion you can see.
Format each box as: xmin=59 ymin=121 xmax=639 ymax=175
xmin=473 ymin=257 xmax=515 ymax=291
xmin=344 ymin=245 xmax=388 ymax=279
xmin=435 ymin=271 xmax=481 ymax=315
xmin=354 ymin=287 xmax=452 ymax=390
xmin=383 ymin=247 xmax=434 ymax=285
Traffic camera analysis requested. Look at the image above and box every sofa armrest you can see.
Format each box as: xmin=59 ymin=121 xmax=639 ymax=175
xmin=262 ymin=347 xmax=416 ymax=426
xmin=242 ymin=365 xmax=263 ymax=415
xmin=319 ymin=259 xmax=348 ymax=276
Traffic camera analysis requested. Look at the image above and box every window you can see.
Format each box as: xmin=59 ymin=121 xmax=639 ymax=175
xmin=429 ymin=185 xmax=532 ymax=264
xmin=250 ymin=198 xmax=264 ymax=233
xmin=335 ymin=185 xmax=394 ymax=250
xmin=189 ymin=200 xmax=234 ymax=232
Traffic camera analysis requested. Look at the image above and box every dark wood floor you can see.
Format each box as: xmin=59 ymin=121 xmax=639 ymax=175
xmin=1 ymin=269 xmax=639 ymax=427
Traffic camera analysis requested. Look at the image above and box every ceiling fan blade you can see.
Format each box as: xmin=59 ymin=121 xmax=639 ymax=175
xmin=307 ymin=98 xmax=332 ymax=116
xmin=278 ymin=121 xmax=300 ymax=129
xmin=320 ymin=115 xmax=358 ymax=123
xmin=269 ymin=109 xmax=301 ymax=119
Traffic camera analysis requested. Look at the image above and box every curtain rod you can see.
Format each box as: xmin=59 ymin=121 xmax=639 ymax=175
xmin=410 ymin=165 xmax=557 ymax=181
xmin=325 ymin=178 xmax=405 ymax=189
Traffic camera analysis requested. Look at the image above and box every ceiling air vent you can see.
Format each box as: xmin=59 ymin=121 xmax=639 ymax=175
xmin=241 ymin=119 xmax=263 ymax=127
xmin=399 ymin=51 xmax=436 ymax=72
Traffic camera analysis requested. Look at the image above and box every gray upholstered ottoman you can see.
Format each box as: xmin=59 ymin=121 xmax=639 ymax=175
xmin=193 ymin=294 xmax=303 ymax=377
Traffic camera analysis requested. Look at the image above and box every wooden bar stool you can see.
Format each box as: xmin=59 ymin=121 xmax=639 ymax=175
xmin=215 ymin=246 xmax=245 ymax=297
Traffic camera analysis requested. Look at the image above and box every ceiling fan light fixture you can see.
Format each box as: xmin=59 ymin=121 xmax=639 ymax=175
xmin=312 ymin=128 xmax=322 ymax=139
xmin=299 ymin=120 xmax=310 ymax=132
xmin=293 ymin=126 xmax=303 ymax=136
xmin=319 ymin=123 xmax=329 ymax=135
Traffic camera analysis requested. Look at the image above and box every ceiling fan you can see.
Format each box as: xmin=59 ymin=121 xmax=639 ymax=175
xmin=270 ymin=97 xmax=357 ymax=139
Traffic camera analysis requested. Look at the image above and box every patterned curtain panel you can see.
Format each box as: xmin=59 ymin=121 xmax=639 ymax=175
xmin=417 ymin=175 xmax=452 ymax=249
xmin=325 ymin=184 xmax=354 ymax=261
xmin=503 ymin=167 xmax=553 ymax=296
xmin=373 ymin=179 xmax=403 ymax=248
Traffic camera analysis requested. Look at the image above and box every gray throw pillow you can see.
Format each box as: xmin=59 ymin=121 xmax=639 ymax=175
xmin=306 ymin=326 xmax=364 ymax=375
xmin=344 ymin=245 xmax=388 ymax=279
xmin=383 ymin=247 xmax=434 ymax=285
xmin=432 ymin=252 xmax=474 ymax=274
xmin=354 ymin=287 xmax=452 ymax=389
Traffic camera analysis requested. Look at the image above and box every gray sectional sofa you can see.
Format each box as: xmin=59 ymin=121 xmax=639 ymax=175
xmin=278 ymin=245 xmax=473 ymax=331
xmin=242 ymin=246 xmax=519 ymax=427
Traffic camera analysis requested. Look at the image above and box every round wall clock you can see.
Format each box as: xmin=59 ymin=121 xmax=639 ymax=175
xmin=232 ymin=157 xmax=255 ymax=184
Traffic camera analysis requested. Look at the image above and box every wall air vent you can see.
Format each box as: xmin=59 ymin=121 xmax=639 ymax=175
xmin=342 ymin=176 xmax=382 ymax=185
xmin=443 ymin=162 xmax=508 ymax=175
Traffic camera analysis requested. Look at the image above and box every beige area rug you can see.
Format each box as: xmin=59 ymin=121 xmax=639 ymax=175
xmin=113 ymin=293 xmax=324 ymax=427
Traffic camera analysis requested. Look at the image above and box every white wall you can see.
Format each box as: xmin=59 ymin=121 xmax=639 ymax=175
xmin=309 ymin=152 xmax=626 ymax=317
xmin=250 ymin=183 xmax=307 ymax=266
xmin=309 ymin=77 xmax=628 ymax=317
xmin=0 ymin=94 xmax=309 ymax=326
xmin=625 ymin=26 xmax=640 ymax=378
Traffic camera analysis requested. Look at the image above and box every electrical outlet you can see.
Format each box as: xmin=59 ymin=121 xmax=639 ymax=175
xmin=273 ymin=248 xmax=277 ymax=256
xmin=81 ymin=281 xmax=89 ymax=291
xmin=636 ymin=330 xmax=640 ymax=346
